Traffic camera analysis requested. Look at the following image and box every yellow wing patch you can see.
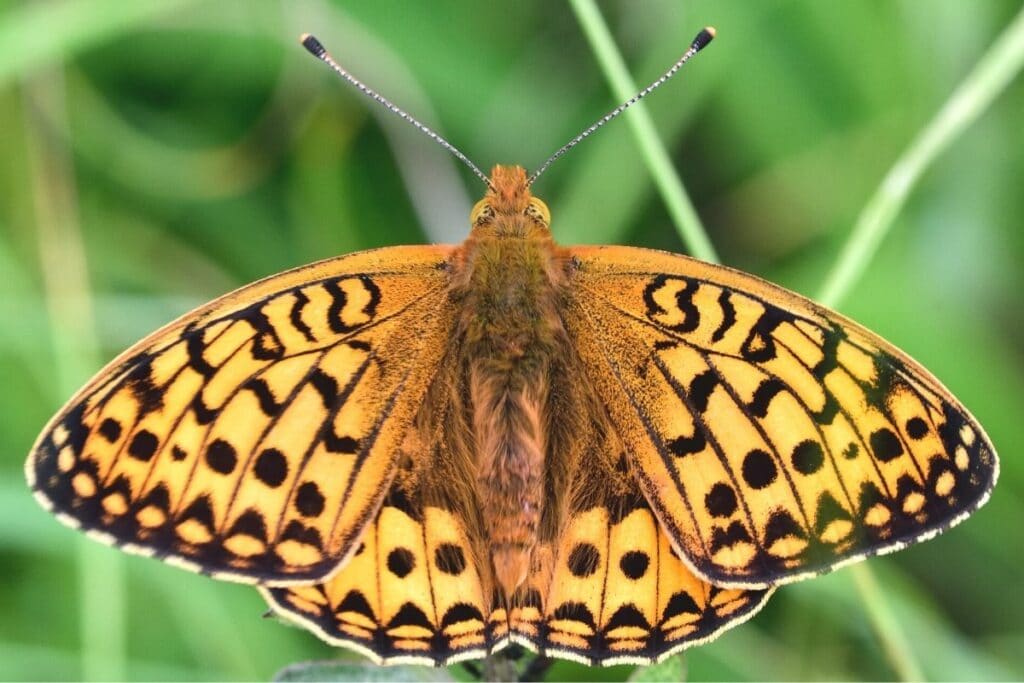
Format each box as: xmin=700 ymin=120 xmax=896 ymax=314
xmin=266 ymin=490 xmax=769 ymax=667
xmin=263 ymin=493 xmax=501 ymax=666
xmin=27 ymin=246 xmax=457 ymax=585
xmin=511 ymin=495 xmax=771 ymax=666
xmin=566 ymin=246 xmax=998 ymax=589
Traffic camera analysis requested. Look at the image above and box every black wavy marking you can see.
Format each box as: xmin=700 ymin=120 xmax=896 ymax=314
xmin=643 ymin=275 xmax=701 ymax=332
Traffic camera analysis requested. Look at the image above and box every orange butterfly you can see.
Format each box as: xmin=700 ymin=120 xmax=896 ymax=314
xmin=26 ymin=28 xmax=996 ymax=668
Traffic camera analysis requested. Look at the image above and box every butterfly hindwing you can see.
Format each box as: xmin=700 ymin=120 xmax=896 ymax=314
xmin=512 ymin=494 xmax=772 ymax=666
xmin=265 ymin=399 xmax=771 ymax=667
xmin=27 ymin=246 xmax=457 ymax=584
xmin=564 ymin=246 xmax=998 ymax=588
xmin=262 ymin=491 xmax=498 ymax=666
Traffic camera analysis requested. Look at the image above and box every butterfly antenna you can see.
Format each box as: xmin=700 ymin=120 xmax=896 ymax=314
xmin=301 ymin=33 xmax=493 ymax=189
xmin=528 ymin=26 xmax=716 ymax=186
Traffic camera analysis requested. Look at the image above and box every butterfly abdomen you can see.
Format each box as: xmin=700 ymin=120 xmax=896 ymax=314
xmin=469 ymin=363 xmax=546 ymax=596
xmin=451 ymin=165 xmax=572 ymax=596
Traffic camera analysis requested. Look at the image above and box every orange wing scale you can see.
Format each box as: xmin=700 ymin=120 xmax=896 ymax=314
xmin=265 ymin=487 xmax=771 ymax=666
xmin=564 ymin=246 xmax=998 ymax=589
xmin=27 ymin=246 xmax=457 ymax=585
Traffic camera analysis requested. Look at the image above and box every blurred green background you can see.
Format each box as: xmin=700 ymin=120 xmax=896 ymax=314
xmin=2 ymin=0 xmax=1022 ymax=680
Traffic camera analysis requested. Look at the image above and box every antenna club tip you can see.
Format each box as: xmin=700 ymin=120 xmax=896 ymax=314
xmin=300 ymin=33 xmax=326 ymax=57
xmin=693 ymin=26 xmax=716 ymax=51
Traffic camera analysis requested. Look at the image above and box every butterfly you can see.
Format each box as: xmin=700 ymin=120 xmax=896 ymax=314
xmin=26 ymin=27 xmax=997 ymax=669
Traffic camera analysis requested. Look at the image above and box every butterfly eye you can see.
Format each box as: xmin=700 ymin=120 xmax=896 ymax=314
xmin=470 ymin=199 xmax=494 ymax=227
xmin=526 ymin=198 xmax=551 ymax=228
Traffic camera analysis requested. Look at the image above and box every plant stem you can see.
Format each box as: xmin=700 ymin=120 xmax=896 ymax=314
xmin=569 ymin=0 xmax=719 ymax=263
xmin=817 ymin=4 xmax=1024 ymax=308
xmin=850 ymin=564 xmax=924 ymax=681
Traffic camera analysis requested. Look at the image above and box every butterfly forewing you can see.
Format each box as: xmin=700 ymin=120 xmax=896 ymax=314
xmin=27 ymin=245 xmax=457 ymax=584
xmin=564 ymin=245 xmax=998 ymax=589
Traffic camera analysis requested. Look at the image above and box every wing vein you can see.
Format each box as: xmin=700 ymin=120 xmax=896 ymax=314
xmin=570 ymin=299 xmax=713 ymax=565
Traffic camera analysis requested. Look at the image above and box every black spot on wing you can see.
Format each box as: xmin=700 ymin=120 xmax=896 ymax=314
xmin=295 ymin=482 xmax=325 ymax=517
xmin=387 ymin=547 xmax=415 ymax=578
xmin=567 ymin=543 xmax=600 ymax=577
xmin=619 ymin=550 xmax=650 ymax=579
xmin=870 ymin=428 xmax=904 ymax=462
xmin=435 ymin=543 xmax=467 ymax=576
xmin=791 ymin=440 xmax=825 ymax=475
xmin=254 ymin=448 xmax=288 ymax=487
xmin=98 ymin=418 xmax=122 ymax=443
xmin=206 ymin=439 xmax=237 ymax=474
xmin=906 ymin=416 xmax=929 ymax=440
xmin=128 ymin=430 xmax=159 ymax=462
xmin=705 ymin=482 xmax=738 ymax=518
xmin=742 ymin=449 xmax=777 ymax=489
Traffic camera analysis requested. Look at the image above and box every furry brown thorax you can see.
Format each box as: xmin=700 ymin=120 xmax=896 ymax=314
xmin=449 ymin=165 xmax=574 ymax=596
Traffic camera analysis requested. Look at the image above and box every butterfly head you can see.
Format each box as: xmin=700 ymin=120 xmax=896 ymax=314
xmin=470 ymin=165 xmax=551 ymax=233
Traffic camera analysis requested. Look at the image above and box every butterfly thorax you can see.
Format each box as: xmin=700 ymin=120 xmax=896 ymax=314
xmin=448 ymin=165 xmax=571 ymax=596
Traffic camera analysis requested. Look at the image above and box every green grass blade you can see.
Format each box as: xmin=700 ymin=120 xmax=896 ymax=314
xmin=817 ymin=3 xmax=1024 ymax=308
xmin=849 ymin=563 xmax=924 ymax=682
xmin=568 ymin=0 xmax=719 ymax=263
xmin=0 ymin=0 xmax=199 ymax=88
xmin=23 ymin=70 xmax=125 ymax=681
xmin=813 ymin=7 xmax=1024 ymax=681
